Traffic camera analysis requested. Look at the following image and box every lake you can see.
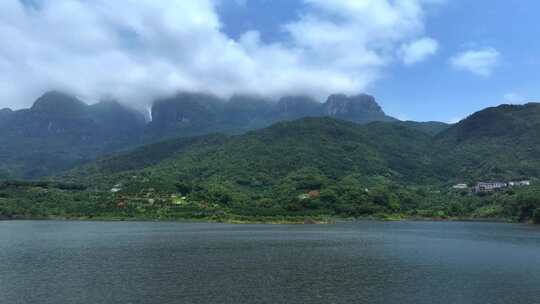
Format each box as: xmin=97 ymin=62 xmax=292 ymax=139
xmin=1 ymin=220 xmax=539 ymax=304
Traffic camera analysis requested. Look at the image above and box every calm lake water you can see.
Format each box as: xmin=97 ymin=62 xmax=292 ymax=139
xmin=1 ymin=220 xmax=539 ymax=304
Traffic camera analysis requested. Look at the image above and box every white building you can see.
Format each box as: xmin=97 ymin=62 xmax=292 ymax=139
xmin=474 ymin=182 xmax=507 ymax=193
xmin=509 ymin=180 xmax=531 ymax=187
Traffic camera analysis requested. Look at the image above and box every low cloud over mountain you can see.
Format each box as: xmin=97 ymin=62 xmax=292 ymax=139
xmin=0 ymin=0 xmax=441 ymax=109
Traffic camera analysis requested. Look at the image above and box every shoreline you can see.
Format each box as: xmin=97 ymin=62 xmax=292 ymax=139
xmin=0 ymin=215 xmax=337 ymax=225
xmin=0 ymin=214 xmax=523 ymax=225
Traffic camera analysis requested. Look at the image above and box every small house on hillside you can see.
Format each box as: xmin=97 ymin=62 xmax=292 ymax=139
xmin=110 ymin=183 xmax=122 ymax=193
xmin=474 ymin=182 xmax=507 ymax=193
xmin=509 ymin=180 xmax=531 ymax=187
xmin=452 ymin=184 xmax=468 ymax=190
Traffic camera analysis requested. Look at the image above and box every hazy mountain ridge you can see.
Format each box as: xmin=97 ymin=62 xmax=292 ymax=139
xmin=0 ymin=92 xmax=146 ymax=179
xmin=0 ymin=91 xmax=402 ymax=179
xmin=4 ymin=90 xmax=534 ymax=182
xmin=143 ymin=92 xmax=397 ymax=141
xmin=323 ymin=94 xmax=396 ymax=123
xmin=0 ymin=108 xmax=12 ymax=125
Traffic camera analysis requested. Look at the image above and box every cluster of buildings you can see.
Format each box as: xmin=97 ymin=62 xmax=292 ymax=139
xmin=452 ymin=180 xmax=531 ymax=193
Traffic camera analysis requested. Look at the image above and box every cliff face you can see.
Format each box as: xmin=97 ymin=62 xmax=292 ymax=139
xmin=323 ymin=94 xmax=396 ymax=123
xmin=0 ymin=92 xmax=145 ymax=179
xmin=0 ymin=108 xmax=12 ymax=125
xmin=0 ymin=90 xmax=400 ymax=179
xmin=144 ymin=92 xmax=396 ymax=140
xmin=275 ymin=96 xmax=322 ymax=121
xmin=144 ymin=93 xmax=224 ymax=141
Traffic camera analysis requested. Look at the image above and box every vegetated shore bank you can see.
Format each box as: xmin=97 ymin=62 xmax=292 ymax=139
xmin=0 ymin=213 xmax=522 ymax=225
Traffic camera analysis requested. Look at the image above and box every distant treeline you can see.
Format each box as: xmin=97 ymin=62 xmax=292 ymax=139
xmin=0 ymin=180 xmax=87 ymax=191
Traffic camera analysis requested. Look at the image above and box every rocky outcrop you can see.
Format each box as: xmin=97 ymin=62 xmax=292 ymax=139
xmin=275 ymin=96 xmax=322 ymax=121
xmin=323 ymin=94 xmax=396 ymax=123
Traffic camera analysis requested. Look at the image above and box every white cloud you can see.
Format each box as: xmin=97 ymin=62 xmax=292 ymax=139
xmin=0 ymin=0 xmax=443 ymax=109
xmin=503 ymin=92 xmax=524 ymax=103
xmin=450 ymin=48 xmax=500 ymax=77
xmin=399 ymin=37 xmax=439 ymax=65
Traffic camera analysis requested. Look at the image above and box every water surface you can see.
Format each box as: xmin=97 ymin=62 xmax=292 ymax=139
xmin=1 ymin=220 xmax=539 ymax=304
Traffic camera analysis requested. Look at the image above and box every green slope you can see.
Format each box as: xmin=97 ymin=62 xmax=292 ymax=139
xmin=3 ymin=104 xmax=540 ymax=223
xmin=68 ymin=102 xmax=540 ymax=199
xmin=434 ymin=103 xmax=540 ymax=181
xmin=394 ymin=121 xmax=450 ymax=136
xmin=50 ymin=117 xmax=441 ymax=219
xmin=70 ymin=117 xmax=437 ymax=187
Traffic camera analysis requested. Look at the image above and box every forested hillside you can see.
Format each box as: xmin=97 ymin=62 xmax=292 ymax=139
xmin=2 ymin=97 xmax=540 ymax=224
xmin=0 ymin=91 xmax=398 ymax=179
xmin=47 ymin=104 xmax=540 ymax=223
xmin=434 ymin=103 xmax=540 ymax=182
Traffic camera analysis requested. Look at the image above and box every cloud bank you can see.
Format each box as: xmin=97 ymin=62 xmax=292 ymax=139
xmin=0 ymin=0 xmax=441 ymax=109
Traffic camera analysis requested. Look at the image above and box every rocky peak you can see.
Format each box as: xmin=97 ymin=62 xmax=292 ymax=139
xmin=145 ymin=92 xmax=225 ymax=141
xmin=92 ymin=99 xmax=124 ymax=110
xmin=276 ymin=96 xmax=322 ymax=120
xmin=0 ymin=107 xmax=12 ymax=117
xmin=226 ymin=94 xmax=273 ymax=112
xmin=323 ymin=94 xmax=394 ymax=123
xmin=277 ymin=95 xmax=319 ymax=109
xmin=0 ymin=108 xmax=12 ymax=124
xmin=151 ymin=92 xmax=223 ymax=123
xmin=31 ymin=91 xmax=87 ymax=115
xmin=224 ymin=94 xmax=274 ymax=120
xmin=324 ymin=94 xmax=381 ymax=115
xmin=89 ymin=100 xmax=146 ymax=132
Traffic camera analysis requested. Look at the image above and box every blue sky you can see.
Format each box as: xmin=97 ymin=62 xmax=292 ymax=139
xmin=2 ymin=0 xmax=539 ymax=122
xmin=218 ymin=0 xmax=540 ymax=122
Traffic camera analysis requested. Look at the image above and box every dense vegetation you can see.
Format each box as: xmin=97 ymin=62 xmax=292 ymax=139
xmin=1 ymin=99 xmax=540 ymax=224
xmin=1 ymin=172 xmax=539 ymax=224
xmin=433 ymin=103 xmax=540 ymax=181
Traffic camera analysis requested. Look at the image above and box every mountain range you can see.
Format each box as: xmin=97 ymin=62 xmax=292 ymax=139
xmin=0 ymin=91 xmax=409 ymax=179
xmin=0 ymin=92 xmax=145 ymax=179
xmin=143 ymin=92 xmax=397 ymax=141
xmin=2 ymin=90 xmax=539 ymax=187
xmin=1 ymin=92 xmax=540 ymax=222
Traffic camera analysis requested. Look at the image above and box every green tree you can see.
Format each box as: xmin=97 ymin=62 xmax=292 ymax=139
xmin=533 ymin=208 xmax=540 ymax=224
